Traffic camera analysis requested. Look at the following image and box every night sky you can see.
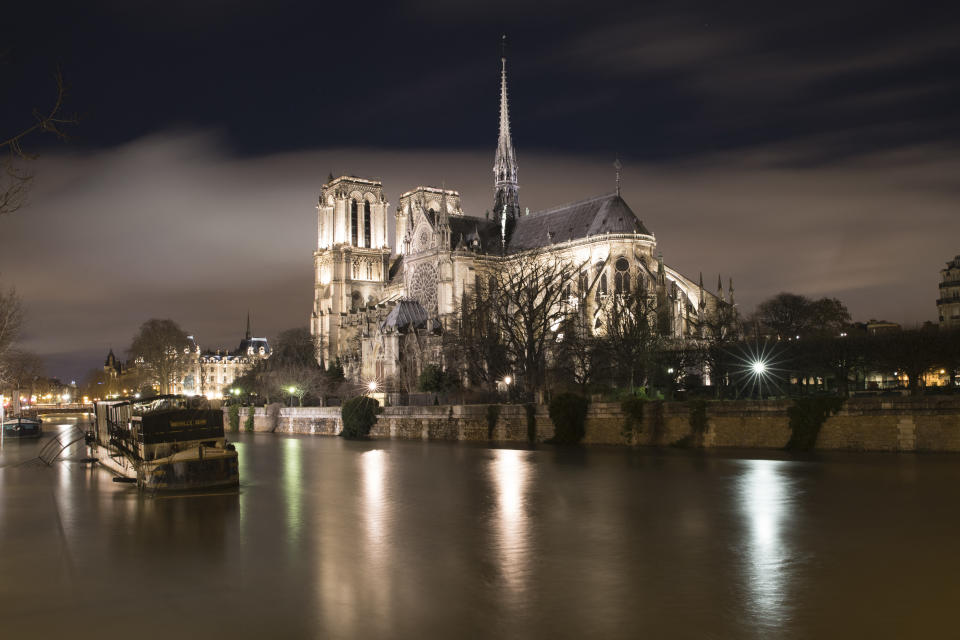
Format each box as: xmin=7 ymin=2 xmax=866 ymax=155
xmin=3 ymin=1 xmax=959 ymax=382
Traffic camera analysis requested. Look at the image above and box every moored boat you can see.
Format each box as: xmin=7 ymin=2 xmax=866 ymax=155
xmin=90 ymin=395 xmax=238 ymax=491
xmin=2 ymin=416 xmax=43 ymax=439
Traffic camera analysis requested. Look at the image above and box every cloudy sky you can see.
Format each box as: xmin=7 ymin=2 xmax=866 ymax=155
xmin=2 ymin=0 xmax=959 ymax=381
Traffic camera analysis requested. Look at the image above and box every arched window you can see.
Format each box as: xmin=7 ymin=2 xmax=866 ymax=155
xmin=615 ymin=257 xmax=631 ymax=294
xmin=350 ymin=200 xmax=359 ymax=245
xmin=596 ymin=273 xmax=608 ymax=301
xmin=363 ymin=201 xmax=372 ymax=247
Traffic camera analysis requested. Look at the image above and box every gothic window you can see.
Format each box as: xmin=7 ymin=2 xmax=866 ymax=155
xmin=410 ymin=262 xmax=439 ymax=313
xmin=414 ymin=227 xmax=431 ymax=253
xmin=596 ymin=273 xmax=608 ymax=301
xmin=363 ymin=201 xmax=372 ymax=247
xmin=578 ymin=271 xmax=588 ymax=296
xmin=615 ymin=257 xmax=631 ymax=294
xmin=366 ymin=261 xmax=373 ymax=280
xmin=350 ymin=200 xmax=359 ymax=245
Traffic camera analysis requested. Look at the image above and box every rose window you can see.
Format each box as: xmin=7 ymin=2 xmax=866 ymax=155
xmin=410 ymin=262 xmax=438 ymax=313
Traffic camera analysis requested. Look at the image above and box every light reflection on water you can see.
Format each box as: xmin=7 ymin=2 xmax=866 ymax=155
xmin=362 ymin=449 xmax=387 ymax=545
xmin=738 ymin=459 xmax=794 ymax=629
xmin=4 ymin=432 xmax=960 ymax=638
xmin=361 ymin=448 xmax=391 ymax=630
xmin=283 ymin=437 xmax=302 ymax=543
xmin=490 ymin=448 xmax=531 ymax=598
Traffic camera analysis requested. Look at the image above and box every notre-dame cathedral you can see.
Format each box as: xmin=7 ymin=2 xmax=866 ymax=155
xmin=310 ymin=44 xmax=732 ymax=384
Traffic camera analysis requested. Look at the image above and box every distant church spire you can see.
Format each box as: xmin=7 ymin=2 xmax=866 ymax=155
xmin=717 ymin=274 xmax=725 ymax=302
xmin=493 ymin=34 xmax=520 ymax=242
xmin=245 ymin=312 xmax=252 ymax=340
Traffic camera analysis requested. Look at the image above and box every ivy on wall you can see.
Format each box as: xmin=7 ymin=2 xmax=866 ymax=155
xmin=786 ymin=397 xmax=844 ymax=450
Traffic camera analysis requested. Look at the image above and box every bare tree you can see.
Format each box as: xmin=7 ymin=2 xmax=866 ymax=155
xmin=3 ymin=349 xmax=45 ymax=404
xmin=600 ymin=279 xmax=665 ymax=390
xmin=444 ymin=280 xmax=509 ymax=392
xmin=128 ymin=319 xmax=191 ymax=395
xmin=235 ymin=327 xmax=332 ymax=404
xmin=696 ymin=299 xmax=740 ymax=395
xmin=873 ymin=327 xmax=941 ymax=396
xmin=489 ymin=251 xmax=581 ymax=399
xmin=0 ymin=283 xmax=24 ymax=383
xmin=754 ymin=292 xmax=850 ymax=340
xmin=550 ymin=302 xmax=604 ymax=393
xmin=1 ymin=66 xmax=76 ymax=216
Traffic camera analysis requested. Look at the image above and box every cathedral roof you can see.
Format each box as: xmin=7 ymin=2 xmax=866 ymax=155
xmin=235 ymin=336 xmax=270 ymax=356
xmin=379 ymin=300 xmax=440 ymax=334
xmin=388 ymin=254 xmax=404 ymax=280
xmin=507 ymin=193 xmax=652 ymax=253
xmin=449 ymin=215 xmax=499 ymax=252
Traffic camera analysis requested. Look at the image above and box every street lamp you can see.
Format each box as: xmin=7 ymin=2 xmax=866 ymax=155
xmin=287 ymin=385 xmax=297 ymax=407
xmin=367 ymin=380 xmax=378 ymax=393
xmin=503 ymin=375 xmax=512 ymax=386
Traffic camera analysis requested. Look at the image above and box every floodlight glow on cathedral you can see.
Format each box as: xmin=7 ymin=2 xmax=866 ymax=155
xmin=310 ymin=38 xmax=734 ymax=384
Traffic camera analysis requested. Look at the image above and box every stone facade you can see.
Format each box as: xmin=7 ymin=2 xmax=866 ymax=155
xmin=310 ymin=47 xmax=731 ymax=386
xmin=937 ymin=255 xmax=960 ymax=330
xmin=101 ymin=317 xmax=270 ymax=399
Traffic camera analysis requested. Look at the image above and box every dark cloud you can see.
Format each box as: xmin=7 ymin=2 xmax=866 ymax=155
xmin=2 ymin=1 xmax=958 ymax=380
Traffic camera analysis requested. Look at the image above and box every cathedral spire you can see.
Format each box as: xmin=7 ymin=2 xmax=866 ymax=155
xmin=493 ymin=34 xmax=520 ymax=236
xmin=614 ymin=156 xmax=622 ymax=197
xmin=728 ymin=277 xmax=735 ymax=306
xmin=717 ymin=274 xmax=725 ymax=302
xmin=698 ymin=272 xmax=705 ymax=311
xmin=245 ymin=312 xmax=251 ymax=340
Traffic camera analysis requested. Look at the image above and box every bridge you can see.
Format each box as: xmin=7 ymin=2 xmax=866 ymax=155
xmin=22 ymin=404 xmax=95 ymax=417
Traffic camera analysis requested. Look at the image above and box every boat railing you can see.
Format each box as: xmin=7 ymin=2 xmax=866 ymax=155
xmin=106 ymin=417 xmax=141 ymax=461
xmin=38 ymin=426 xmax=87 ymax=466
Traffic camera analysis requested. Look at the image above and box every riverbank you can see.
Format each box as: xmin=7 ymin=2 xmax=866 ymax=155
xmin=224 ymin=396 xmax=960 ymax=452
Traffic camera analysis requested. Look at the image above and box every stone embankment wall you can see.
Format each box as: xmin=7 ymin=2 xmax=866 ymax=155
xmin=224 ymin=397 xmax=960 ymax=452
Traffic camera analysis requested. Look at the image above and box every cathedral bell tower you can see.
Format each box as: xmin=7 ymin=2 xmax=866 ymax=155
xmin=493 ymin=35 xmax=520 ymax=249
xmin=311 ymin=175 xmax=391 ymax=366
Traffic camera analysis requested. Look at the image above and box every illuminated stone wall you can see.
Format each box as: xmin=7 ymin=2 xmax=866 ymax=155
xmin=227 ymin=397 xmax=960 ymax=452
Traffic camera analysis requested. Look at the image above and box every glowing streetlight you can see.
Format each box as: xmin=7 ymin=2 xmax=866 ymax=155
xmin=504 ymin=375 xmax=512 ymax=385
xmin=751 ymin=360 xmax=767 ymax=375
xmin=367 ymin=380 xmax=378 ymax=393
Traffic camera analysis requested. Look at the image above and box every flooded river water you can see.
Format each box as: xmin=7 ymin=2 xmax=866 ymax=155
xmin=1 ymin=416 xmax=957 ymax=638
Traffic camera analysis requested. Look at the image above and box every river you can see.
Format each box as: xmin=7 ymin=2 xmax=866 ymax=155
xmin=1 ymin=416 xmax=956 ymax=638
